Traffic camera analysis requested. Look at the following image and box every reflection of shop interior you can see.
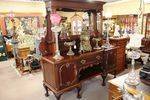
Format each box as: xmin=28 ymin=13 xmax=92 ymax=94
xmin=0 ymin=1 xmax=46 ymax=73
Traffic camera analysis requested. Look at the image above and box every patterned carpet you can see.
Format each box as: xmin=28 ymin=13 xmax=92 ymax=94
xmin=0 ymin=59 xmax=139 ymax=100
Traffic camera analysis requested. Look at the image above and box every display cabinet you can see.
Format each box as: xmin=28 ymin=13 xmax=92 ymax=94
xmin=141 ymin=14 xmax=150 ymax=53
xmin=145 ymin=13 xmax=150 ymax=38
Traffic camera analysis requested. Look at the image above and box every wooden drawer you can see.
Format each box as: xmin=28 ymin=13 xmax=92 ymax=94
xmin=77 ymin=52 xmax=102 ymax=69
xmin=109 ymin=83 xmax=122 ymax=100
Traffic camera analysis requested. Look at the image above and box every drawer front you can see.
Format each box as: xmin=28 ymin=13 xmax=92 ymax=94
xmin=77 ymin=52 xmax=102 ymax=69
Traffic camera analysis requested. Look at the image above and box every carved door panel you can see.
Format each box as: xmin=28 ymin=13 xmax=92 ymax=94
xmin=58 ymin=62 xmax=77 ymax=89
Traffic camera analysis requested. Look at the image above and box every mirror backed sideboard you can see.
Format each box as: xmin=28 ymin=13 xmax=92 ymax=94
xmin=39 ymin=0 xmax=129 ymax=100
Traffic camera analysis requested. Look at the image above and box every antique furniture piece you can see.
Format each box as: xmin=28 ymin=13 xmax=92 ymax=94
xmin=141 ymin=38 xmax=150 ymax=53
xmin=141 ymin=13 xmax=150 ymax=53
xmin=18 ymin=47 xmax=30 ymax=59
xmin=140 ymin=62 xmax=150 ymax=85
xmin=41 ymin=47 xmax=117 ymax=100
xmin=108 ymin=70 xmax=150 ymax=100
xmin=40 ymin=0 xmax=119 ymax=100
xmin=0 ymin=32 xmax=7 ymax=61
xmin=110 ymin=37 xmax=129 ymax=73
xmin=24 ymin=55 xmax=41 ymax=73
xmin=16 ymin=47 xmax=30 ymax=73
xmin=145 ymin=13 xmax=150 ymax=39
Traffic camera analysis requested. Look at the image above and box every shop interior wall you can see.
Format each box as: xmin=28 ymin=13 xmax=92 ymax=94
xmin=0 ymin=1 xmax=46 ymax=36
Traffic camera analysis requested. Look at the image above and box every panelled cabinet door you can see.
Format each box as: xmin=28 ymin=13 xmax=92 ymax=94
xmin=104 ymin=49 xmax=117 ymax=71
xmin=58 ymin=62 xmax=77 ymax=89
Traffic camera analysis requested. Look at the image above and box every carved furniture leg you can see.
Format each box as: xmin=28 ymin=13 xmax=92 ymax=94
xmin=77 ymin=86 xmax=82 ymax=99
xmin=101 ymin=73 xmax=107 ymax=86
xmin=114 ymin=70 xmax=116 ymax=78
xmin=43 ymin=84 xmax=49 ymax=97
xmin=54 ymin=93 xmax=62 ymax=100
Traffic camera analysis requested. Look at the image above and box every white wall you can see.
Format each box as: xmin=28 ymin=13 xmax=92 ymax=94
xmin=0 ymin=1 xmax=46 ymax=16
xmin=103 ymin=0 xmax=150 ymax=15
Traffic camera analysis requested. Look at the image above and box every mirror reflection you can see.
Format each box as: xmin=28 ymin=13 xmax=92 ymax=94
xmin=58 ymin=11 xmax=93 ymax=36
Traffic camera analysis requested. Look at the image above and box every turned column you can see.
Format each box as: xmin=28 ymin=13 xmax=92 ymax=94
xmin=45 ymin=9 xmax=54 ymax=43
xmin=92 ymin=11 xmax=98 ymax=36
xmin=87 ymin=11 xmax=91 ymax=27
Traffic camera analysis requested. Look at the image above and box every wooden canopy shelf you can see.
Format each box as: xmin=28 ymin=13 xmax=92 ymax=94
xmin=40 ymin=0 xmax=105 ymax=56
xmin=49 ymin=0 xmax=105 ymax=12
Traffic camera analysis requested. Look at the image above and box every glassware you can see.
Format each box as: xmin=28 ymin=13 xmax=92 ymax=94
xmin=125 ymin=50 xmax=140 ymax=86
xmin=51 ymin=26 xmax=63 ymax=60
xmin=64 ymin=41 xmax=75 ymax=56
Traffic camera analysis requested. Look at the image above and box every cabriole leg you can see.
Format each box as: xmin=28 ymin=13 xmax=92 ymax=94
xmin=43 ymin=84 xmax=49 ymax=97
xmin=77 ymin=86 xmax=82 ymax=99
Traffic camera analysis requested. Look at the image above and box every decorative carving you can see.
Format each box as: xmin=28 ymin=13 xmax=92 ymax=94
xmin=59 ymin=63 xmax=77 ymax=87
xmin=80 ymin=59 xmax=86 ymax=64
xmin=96 ymin=55 xmax=101 ymax=60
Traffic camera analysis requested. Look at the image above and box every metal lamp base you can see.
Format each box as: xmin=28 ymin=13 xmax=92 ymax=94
xmin=125 ymin=78 xmax=139 ymax=86
xmin=94 ymin=46 xmax=101 ymax=50
xmin=125 ymin=70 xmax=139 ymax=86
xmin=67 ymin=51 xmax=74 ymax=56
xmin=53 ymin=51 xmax=63 ymax=60
xmin=102 ymin=43 xmax=113 ymax=49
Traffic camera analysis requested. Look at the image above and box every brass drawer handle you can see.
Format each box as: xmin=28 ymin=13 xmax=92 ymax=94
xmin=96 ymin=56 xmax=101 ymax=60
xmin=80 ymin=59 xmax=86 ymax=64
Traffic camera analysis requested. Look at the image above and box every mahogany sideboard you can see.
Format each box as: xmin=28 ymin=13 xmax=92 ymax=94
xmin=110 ymin=37 xmax=129 ymax=73
xmin=41 ymin=47 xmax=117 ymax=100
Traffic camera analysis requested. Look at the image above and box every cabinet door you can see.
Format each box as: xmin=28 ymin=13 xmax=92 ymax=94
xmin=145 ymin=14 xmax=150 ymax=38
xmin=58 ymin=62 xmax=77 ymax=89
xmin=103 ymin=48 xmax=117 ymax=72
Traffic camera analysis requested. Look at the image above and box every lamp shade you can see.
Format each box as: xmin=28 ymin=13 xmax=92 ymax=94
xmin=8 ymin=11 xmax=15 ymax=20
xmin=50 ymin=13 xmax=61 ymax=25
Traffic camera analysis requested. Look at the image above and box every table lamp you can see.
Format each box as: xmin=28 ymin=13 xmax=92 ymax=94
xmin=125 ymin=50 xmax=140 ymax=86
xmin=50 ymin=13 xmax=63 ymax=60
xmin=102 ymin=12 xmax=112 ymax=49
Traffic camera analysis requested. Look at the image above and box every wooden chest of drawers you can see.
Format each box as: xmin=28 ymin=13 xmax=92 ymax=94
xmin=110 ymin=37 xmax=129 ymax=73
